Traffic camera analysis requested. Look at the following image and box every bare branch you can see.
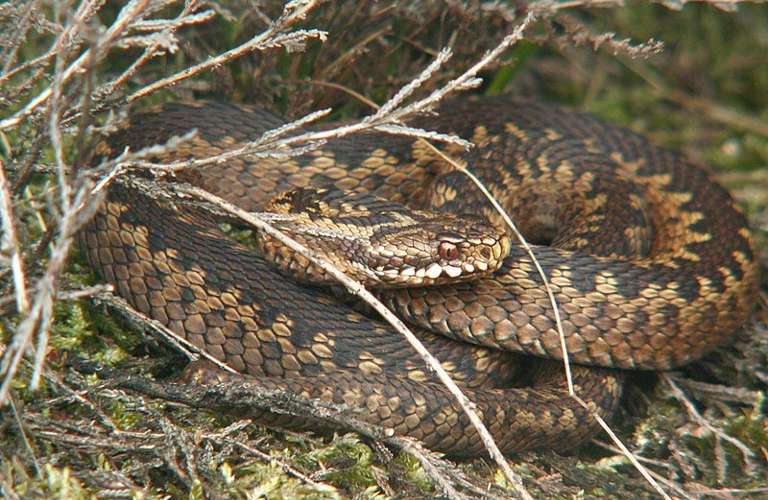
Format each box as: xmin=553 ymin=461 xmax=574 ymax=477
xmin=0 ymin=0 xmax=152 ymax=130
xmin=0 ymin=160 xmax=28 ymax=313
xmin=127 ymin=0 xmax=327 ymax=103
xmin=662 ymin=373 xmax=757 ymax=473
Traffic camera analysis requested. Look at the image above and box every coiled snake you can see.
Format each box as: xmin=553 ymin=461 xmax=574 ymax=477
xmin=81 ymin=96 xmax=759 ymax=456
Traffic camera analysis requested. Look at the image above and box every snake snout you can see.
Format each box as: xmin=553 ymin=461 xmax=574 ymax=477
xmin=367 ymin=217 xmax=511 ymax=287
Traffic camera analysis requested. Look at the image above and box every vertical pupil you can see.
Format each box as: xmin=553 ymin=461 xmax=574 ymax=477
xmin=441 ymin=242 xmax=457 ymax=260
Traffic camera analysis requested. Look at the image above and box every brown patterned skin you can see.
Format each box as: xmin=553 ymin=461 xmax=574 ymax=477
xmin=80 ymin=96 xmax=759 ymax=456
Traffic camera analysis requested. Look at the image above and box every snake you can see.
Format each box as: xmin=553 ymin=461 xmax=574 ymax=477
xmin=80 ymin=95 xmax=759 ymax=456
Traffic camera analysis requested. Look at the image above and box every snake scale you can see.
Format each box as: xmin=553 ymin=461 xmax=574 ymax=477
xmin=81 ymin=96 xmax=759 ymax=456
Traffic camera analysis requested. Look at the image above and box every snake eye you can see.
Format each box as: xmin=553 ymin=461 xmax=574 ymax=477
xmin=438 ymin=241 xmax=460 ymax=261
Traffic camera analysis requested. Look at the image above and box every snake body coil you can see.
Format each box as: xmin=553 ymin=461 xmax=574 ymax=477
xmin=81 ymin=96 xmax=759 ymax=455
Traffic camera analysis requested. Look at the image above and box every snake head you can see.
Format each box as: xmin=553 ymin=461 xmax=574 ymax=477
xmin=362 ymin=215 xmax=510 ymax=287
xmin=257 ymin=187 xmax=510 ymax=288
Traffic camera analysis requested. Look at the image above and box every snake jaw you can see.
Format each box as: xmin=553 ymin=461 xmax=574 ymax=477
xmin=365 ymin=231 xmax=510 ymax=287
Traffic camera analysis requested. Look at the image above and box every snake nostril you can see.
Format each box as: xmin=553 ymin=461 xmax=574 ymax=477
xmin=480 ymin=247 xmax=491 ymax=259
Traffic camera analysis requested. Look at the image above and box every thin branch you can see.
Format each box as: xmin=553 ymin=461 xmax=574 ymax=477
xmin=65 ymin=6 xmax=217 ymax=125
xmin=126 ymin=0 xmax=327 ymax=103
xmin=8 ymin=394 xmax=40 ymax=476
xmin=0 ymin=0 xmax=151 ymax=130
xmin=653 ymin=0 xmax=768 ymax=12
xmin=222 ymin=430 xmax=339 ymax=494
xmin=662 ymin=373 xmax=757 ymax=473
xmin=0 ymin=0 xmax=40 ymax=75
xmin=91 ymin=290 xmax=236 ymax=375
xmin=0 ymin=169 xmax=108 ymax=402
xmin=0 ymin=160 xmax=28 ymax=313
xmin=49 ymin=29 xmax=70 ymax=211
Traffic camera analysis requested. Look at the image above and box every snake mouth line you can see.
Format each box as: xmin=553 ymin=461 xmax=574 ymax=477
xmin=376 ymin=259 xmax=488 ymax=282
xmin=370 ymin=235 xmax=510 ymax=286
